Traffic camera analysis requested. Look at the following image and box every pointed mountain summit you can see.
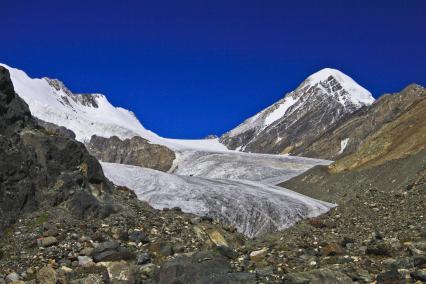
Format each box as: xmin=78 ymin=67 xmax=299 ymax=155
xmin=220 ymin=68 xmax=374 ymax=154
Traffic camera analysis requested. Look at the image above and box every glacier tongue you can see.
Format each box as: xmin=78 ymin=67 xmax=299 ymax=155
xmin=171 ymin=150 xmax=331 ymax=185
xmin=101 ymin=161 xmax=335 ymax=238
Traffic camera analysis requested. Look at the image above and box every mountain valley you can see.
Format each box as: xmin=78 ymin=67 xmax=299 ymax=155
xmin=0 ymin=63 xmax=425 ymax=283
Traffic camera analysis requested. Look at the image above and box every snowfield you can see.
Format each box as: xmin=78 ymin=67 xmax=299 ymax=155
xmin=102 ymin=162 xmax=335 ymax=238
xmin=0 ymin=63 xmax=228 ymax=152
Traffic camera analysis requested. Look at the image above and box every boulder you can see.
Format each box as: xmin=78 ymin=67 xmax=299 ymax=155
xmin=150 ymin=251 xmax=256 ymax=284
xmin=36 ymin=266 xmax=57 ymax=284
xmin=282 ymin=268 xmax=352 ymax=284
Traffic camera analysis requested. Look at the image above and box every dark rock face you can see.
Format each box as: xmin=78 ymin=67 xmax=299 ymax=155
xmin=294 ymin=84 xmax=426 ymax=160
xmin=0 ymin=66 xmax=114 ymax=233
xmin=0 ymin=67 xmax=33 ymax=135
xmin=35 ymin=118 xmax=76 ymax=139
xmin=0 ymin=134 xmax=41 ymax=231
xmin=86 ymin=135 xmax=175 ymax=172
xmin=0 ymin=67 xmax=41 ymax=231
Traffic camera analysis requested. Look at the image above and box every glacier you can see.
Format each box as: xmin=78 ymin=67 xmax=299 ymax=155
xmin=171 ymin=150 xmax=331 ymax=185
xmin=101 ymin=161 xmax=335 ymax=238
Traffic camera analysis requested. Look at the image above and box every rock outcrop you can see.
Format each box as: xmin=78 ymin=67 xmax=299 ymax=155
xmin=0 ymin=66 xmax=114 ymax=233
xmin=86 ymin=135 xmax=176 ymax=172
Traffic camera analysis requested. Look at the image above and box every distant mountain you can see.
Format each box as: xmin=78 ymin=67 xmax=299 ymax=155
xmin=220 ymin=68 xmax=374 ymax=154
xmin=0 ymin=63 xmax=227 ymax=152
xmin=294 ymin=84 xmax=426 ymax=162
xmin=0 ymin=63 xmax=161 ymax=143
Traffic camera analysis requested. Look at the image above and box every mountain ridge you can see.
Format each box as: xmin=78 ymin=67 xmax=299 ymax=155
xmin=220 ymin=68 xmax=375 ymax=154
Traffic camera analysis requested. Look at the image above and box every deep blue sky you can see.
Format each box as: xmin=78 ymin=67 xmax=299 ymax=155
xmin=2 ymin=1 xmax=425 ymax=138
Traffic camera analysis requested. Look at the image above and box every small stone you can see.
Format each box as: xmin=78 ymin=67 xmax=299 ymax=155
xmin=39 ymin=236 xmax=58 ymax=247
xmin=150 ymin=242 xmax=174 ymax=257
xmin=5 ymin=272 xmax=20 ymax=283
xmin=321 ymin=243 xmax=345 ymax=256
xmin=173 ymin=244 xmax=185 ymax=253
xmin=78 ymin=256 xmax=94 ymax=267
xmin=36 ymin=266 xmax=57 ymax=284
xmin=414 ymin=255 xmax=426 ymax=267
xmin=411 ymin=269 xmax=426 ymax=281
xmin=102 ymin=261 xmax=137 ymax=283
xmin=216 ymin=245 xmax=238 ymax=259
xmin=160 ymin=244 xmax=174 ymax=257
xmin=70 ymin=274 xmax=104 ymax=284
xmin=128 ymin=230 xmax=149 ymax=244
xmin=136 ymin=252 xmax=151 ymax=265
xmin=283 ymin=268 xmax=352 ymax=283
xmin=140 ymin=263 xmax=156 ymax=278
xmin=207 ymin=230 xmax=228 ymax=247
xmin=201 ymin=216 xmax=213 ymax=222
xmin=79 ymin=236 xmax=91 ymax=242
xmin=92 ymin=248 xmax=134 ymax=262
xmin=79 ymin=247 xmax=94 ymax=256
xmin=60 ymin=266 xmax=73 ymax=273
xmin=250 ymin=247 xmax=268 ymax=262
xmin=341 ymin=236 xmax=355 ymax=247
xmin=190 ymin=217 xmax=201 ymax=225
xmin=366 ymin=242 xmax=391 ymax=256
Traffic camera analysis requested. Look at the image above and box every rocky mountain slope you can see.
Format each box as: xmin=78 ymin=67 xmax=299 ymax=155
xmin=0 ymin=66 xmax=115 ymax=233
xmin=220 ymin=68 xmax=374 ymax=154
xmin=294 ymin=84 xmax=426 ymax=161
xmin=330 ymin=85 xmax=426 ymax=173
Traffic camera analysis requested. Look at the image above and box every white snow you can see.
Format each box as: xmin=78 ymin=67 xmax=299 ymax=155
xmin=306 ymin=68 xmax=374 ymax=106
xmin=102 ymin=162 xmax=335 ymax=237
xmin=338 ymin=138 xmax=350 ymax=155
xmin=0 ymin=63 xmax=228 ymax=152
xmin=263 ymin=95 xmax=299 ymax=127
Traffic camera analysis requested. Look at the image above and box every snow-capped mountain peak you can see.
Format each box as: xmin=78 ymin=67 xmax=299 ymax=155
xmin=220 ymin=68 xmax=375 ymax=153
xmin=0 ymin=63 xmax=162 ymax=143
xmin=0 ymin=63 xmax=228 ymax=152
xmin=303 ymin=68 xmax=374 ymax=107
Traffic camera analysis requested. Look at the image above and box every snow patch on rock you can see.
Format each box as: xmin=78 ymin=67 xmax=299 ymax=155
xmin=338 ymin=138 xmax=350 ymax=155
